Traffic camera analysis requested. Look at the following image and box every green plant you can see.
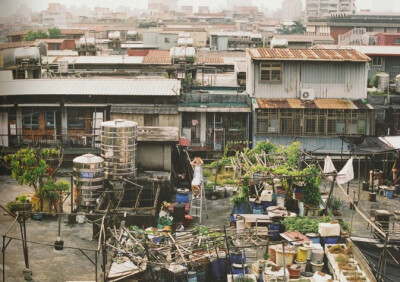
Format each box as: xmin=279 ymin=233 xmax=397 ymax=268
xmin=222 ymin=179 xmax=236 ymax=185
xmin=37 ymin=179 xmax=70 ymax=202
xmin=24 ymin=29 xmax=49 ymax=41
xmin=236 ymin=277 xmax=255 ymax=282
xmin=336 ymin=254 xmax=350 ymax=264
xmin=283 ymin=216 xmax=331 ymax=234
xmin=331 ymin=197 xmax=342 ymax=211
xmin=340 ymin=221 xmax=350 ymax=232
xmin=263 ymin=252 xmax=269 ymax=260
xmin=7 ymin=195 xmax=31 ymax=213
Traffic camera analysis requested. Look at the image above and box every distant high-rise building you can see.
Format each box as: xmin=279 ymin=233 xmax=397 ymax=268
xmin=148 ymin=0 xmax=177 ymax=12
xmin=306 ymin=0 xmax=355 ymax=19
xmin=282 ymin=0 xmax=303 ymax=21
xmin=198 ymin=6 xmax=210 ymax=14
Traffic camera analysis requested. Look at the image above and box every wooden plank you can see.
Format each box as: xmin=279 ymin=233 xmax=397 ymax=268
xmin=137 ymin=126 xmax=179 ymax=142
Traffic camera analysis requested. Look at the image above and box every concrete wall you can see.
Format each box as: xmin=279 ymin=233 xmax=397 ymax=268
xmin=110 ymin=113 xmax=180 ymax=127
xmin=158 ymin=33 xmax=179 ymax=50
xmin=137 ymin=143 xmax=172 ymax=171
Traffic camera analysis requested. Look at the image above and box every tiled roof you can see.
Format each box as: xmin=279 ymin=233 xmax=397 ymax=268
xmin=142 ymin=50 xmax=171 ymax=64
xmin=0 ymin=41 xmax=34 ymax=50
xmin=247 ymin=48 xmax=370 ymax=62
xmin=254 ymin=98 xmax=373 ymax=110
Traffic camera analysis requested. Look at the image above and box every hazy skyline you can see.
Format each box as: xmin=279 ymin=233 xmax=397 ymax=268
xmin=0 ymin=0 xmax=399 ymax=19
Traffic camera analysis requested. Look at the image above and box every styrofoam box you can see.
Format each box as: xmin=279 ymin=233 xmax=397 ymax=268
xmin=318 ymin=222 xmax=341 ymax=237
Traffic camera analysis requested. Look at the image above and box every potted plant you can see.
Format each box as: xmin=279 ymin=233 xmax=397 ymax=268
xmin=37 ymin=179 xmax=70 ymax=213
xmin=7 ymin=195 xmax=32 ymax=216
xmin=331 ymin=197 xmax=342 ymax=216
xmin=232 ymin=176 xmax=250 ymax=214
xmin=4 ymin=148 xmax=65 ymax=213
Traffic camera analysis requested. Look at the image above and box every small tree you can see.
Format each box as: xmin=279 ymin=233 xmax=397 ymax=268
xmin=48 ymin=27 xmax=62 ymax=38
xmin=291 ymin=20 xmax=306 ymax=35
xmin=4 ymin=148 xmax=67 ymax=211
xmin=24 ymin=30 xmax=49 ymax=41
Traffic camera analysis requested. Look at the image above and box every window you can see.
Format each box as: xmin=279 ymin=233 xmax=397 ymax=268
xmin=395 ymin=38 xmax=400 ymax=45
xmin=45 ymin=111 xmax=55 ymax=127
xmin=68 ymin=108 xmax=85 ymax=128
xmin=22 ymin=109 xmax=39 ymax=128
xmin=260 ymin=63 xmax=282 ymax=82
xmin=144 ymin=114 xmax=159 ymax=126
xmin=372 ymin=56 xmax=382 ymax=66
xmin=164 ymin=37 xmax=170 ymax=44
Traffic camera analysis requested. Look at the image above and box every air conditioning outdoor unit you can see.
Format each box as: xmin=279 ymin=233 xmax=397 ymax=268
xmin=300 ymin=89 xmax=315 ymax=101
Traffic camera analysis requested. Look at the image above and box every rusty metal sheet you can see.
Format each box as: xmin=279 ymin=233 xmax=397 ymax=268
xmin=247 ymin=48 xmax=370 ymax=62
xmin=256 ymin=98 xmax=372 ymax=110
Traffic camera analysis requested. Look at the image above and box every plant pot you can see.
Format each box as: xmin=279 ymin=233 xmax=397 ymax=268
xmin=32 ymin=212 xmax=43 ymax=221
xmin=333 ymin=210 xmax=342 ymax=216
xmin=54 ymin=240 xmax=64 ymax=250
xmin=288 ymin=264 xmax=302 ymax=279
xmin=23 ymin=268 xmax=33 ymax=281
xmin=368 ymin=193 xmax=376 ymax=202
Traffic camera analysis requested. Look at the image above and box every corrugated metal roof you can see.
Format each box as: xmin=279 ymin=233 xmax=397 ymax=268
xmin=111 ymin=104 xmax=178 ymax=114
xmin=143 ymin=50 xmax=171 ymax=64
xmin=312 ymin=45 xmax=400 ymax=56
xmin=247 ymin=48 xmax=370 ymax=62
xmin=44 ymin=56 xmax=144 ymax=64
xmin=255 ymin=98 xmax=373 ymax=110
xmin=273 ymin=34 xmax=334 ymax=42
xmin=0 ymin=78 xmax=180 ymax=96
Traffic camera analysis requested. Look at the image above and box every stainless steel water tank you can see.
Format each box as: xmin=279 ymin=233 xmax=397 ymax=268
xmin=396 ymin=74 xmax=400 ymax=93
xmin=73 ymin=154 xmax=104 ymax=208
xmin=14 ymin=47 xmax=40 ymax=64
xmin=377 ymin=72 xmax=389 ymax=92
xmin=101 ymin=119 xmax=137 ymax=179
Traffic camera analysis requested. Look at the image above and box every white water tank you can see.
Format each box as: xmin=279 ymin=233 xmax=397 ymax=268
xmin=377 ymin=72 xmax=389 ymax=92
xmin=108 ymin=31 xmax=121 ymax=40
xmin=396 ymin=74 xmax=400 ymax=93
xmin=78 ymin=37 xmax=95 ymax=47
xmin=14 ymin=47 xmax=40 ymax=64
xmin=169 ymin=46 xmax=196 ymax=60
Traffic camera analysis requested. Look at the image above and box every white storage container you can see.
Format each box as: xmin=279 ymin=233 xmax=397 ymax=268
xmin=318 ymin=222 xmax=340 ymax=237
xmin=261 ymin=190 xmax=273 ymax=201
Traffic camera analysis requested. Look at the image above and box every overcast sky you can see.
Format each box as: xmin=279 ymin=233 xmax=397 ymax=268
xmin=1 ymin=0 xmax=399 ymax=18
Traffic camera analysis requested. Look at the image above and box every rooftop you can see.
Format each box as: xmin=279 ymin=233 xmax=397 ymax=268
xmin=247 ymin=48 xmax=370 ymax=62
xmin=0 ymin=78 xmax=180 ymax=96
xmin=254 ymin=98 xmax=373 ymax=110
xmin=312 ymin=45 xmax=400 ymax=56
xmin=0 ymin=41 xmax=34 ymax=50
xmin=272 ymin=34 xmax=334 ymax=42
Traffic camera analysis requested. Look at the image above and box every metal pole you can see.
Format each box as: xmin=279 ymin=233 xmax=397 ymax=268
xmin=70 ymin=174 xmax=74 ymax=213
xmin=350 ymin=191 xmax=356 ymax=236
xmin=2 ymin=235 xmax=5 ymax=282
xmin=282 ymin=243 xmax=287 ymax=282
xmin=95 ymin=250 xmax=98 ymax=282
xmin=223 ymin=226 xmax=234 ymax=282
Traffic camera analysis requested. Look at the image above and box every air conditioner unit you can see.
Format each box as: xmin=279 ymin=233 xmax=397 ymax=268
xmin=300 ymin=89 xmax=315 ymax=101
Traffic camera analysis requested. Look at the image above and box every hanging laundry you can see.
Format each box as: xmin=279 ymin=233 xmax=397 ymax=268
xmin=337 ymin=157 xmax=354 ymax=185
xmin=324 ymin=155 xmax=336 ymax=181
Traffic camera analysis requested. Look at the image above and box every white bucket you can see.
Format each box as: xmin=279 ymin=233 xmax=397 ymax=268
xmin=311 ymin=261 xmax=324 ymax=273
xmin=311 ymin=249 xmax=324 ymax=264
xmin=76 ymin=212 xmax=85 ymax=224
xmin=275 ymin=245 xmax=296 ymax=267
xmin=294 ymin=259 xmax=306 ymax=272
xmin=276 ymin=196 xmax=285 ymax=208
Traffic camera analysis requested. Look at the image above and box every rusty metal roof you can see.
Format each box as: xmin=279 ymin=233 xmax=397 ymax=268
xmin=247 ymin=48 xmax=370 ymax=62
xmin=255 ymin=98 xmax=374 ymax=110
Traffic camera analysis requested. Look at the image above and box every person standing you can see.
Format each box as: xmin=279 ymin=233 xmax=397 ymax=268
xmin=191 ymin=156 xmax=203 ymax=200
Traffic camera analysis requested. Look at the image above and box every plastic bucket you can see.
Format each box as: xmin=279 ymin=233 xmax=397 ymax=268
xmin=386 ymin=189 xmax=394 ymax=199
xmin=211 ymin=258 xmax=227 ymax=280
xmin=276 ymin=196 xmax=285 ymax=208
xmin=268 ymin=245 xmax=277 ymax=263
xmin=231 ymin=263 xmax=248 ymax=275
xmin=261 ymin=201 xmax=274 ymax=211
xmin=297 ymin=247 xmax=308 ymax=262
xmin=306 ymin=233 xmax=320 ymax=244
xmin=76 ymin=212 xmax=85 ymax=224
xmin=295 ymin=260 xmax=306 ymax=272
xmin=174 ymin=202 xmax=186 ymax=222
xmin=311 ymin=262 xmax=324 ymax=273
xmin=288 ymin=264 xmax=302 ymax=279
xmin=275 ymin=245 xmax=296 ymax=267
xmin=396 ymin=185 xmax=400 ymax=195
xmin=188 ymin=271 xmax=197 ymax=282
xmin=322 ymin=236 xmax=339 ymax=245
xmin=311 ymin=249 xmax=324 ymax=264
xmin=233 ymin=202 xmax=248 ymax=214
xmin=253 ymin=205 xmax=264 ymax=214
xmin=176 ymin=190 xmax=190 ymax=203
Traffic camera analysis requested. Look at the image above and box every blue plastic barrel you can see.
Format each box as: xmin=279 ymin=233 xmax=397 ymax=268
xmin=231 ymin=264 xmax=248 ymax=275
xmin=188 ymin=271 xmax=197 ymax=282
xmin=233 ymin=203 xmax=249 ymax=214
xmin=211 ymin=258 xmax=227 ymax=280
xmin=386 ymin=189 xmax=394 ymax=199
xmin=322 ymin=236 xmax=339 ymax=245
xmin=261 ymin=201 xmax=274 ymax=211
xmin=230 ymin=252 xmax=246 ymax=264
xmin=269 ymin=223 xmax=283 ymax=241
xmin=176 ymin=191 xmax=189 ymax=203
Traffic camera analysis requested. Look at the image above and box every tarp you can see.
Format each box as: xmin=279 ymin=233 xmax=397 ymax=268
xmin=350 ymin=137 xmax=396 ymax=155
